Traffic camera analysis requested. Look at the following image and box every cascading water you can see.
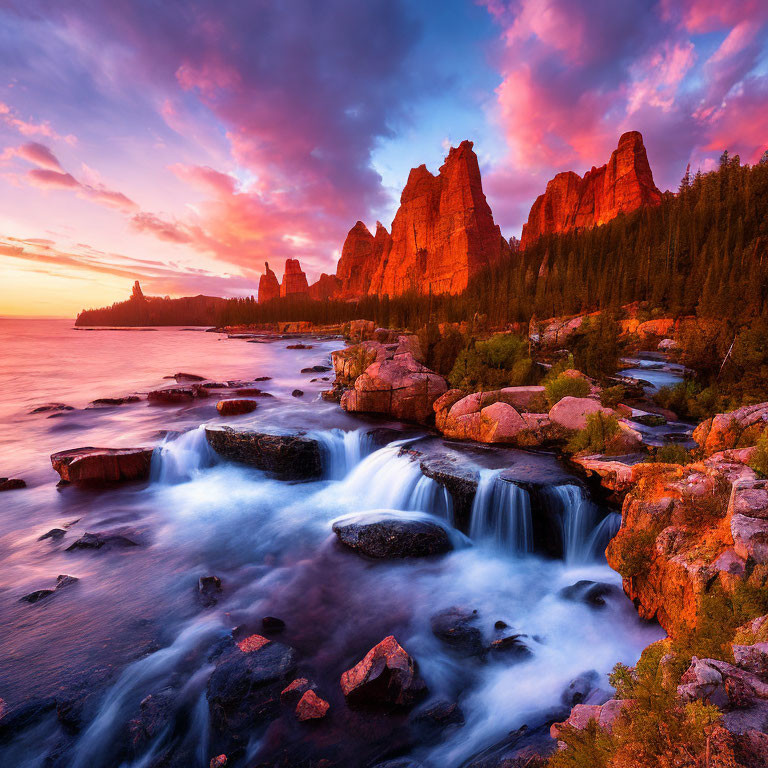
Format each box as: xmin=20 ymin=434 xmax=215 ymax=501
xmin=469 ymin=469 xmax=533 ymax=553
xmin=332 ymin=441 xmax=453 ymax=521
xmin=150 ymin=425 xmax=218 ymax=484
xmin=587 ymin=511 xmax=622 ymax=560
xmin=311 ymin=427 xmax=376 ymax=480
xmin=543 ymin=483 xmax=599 ymax=563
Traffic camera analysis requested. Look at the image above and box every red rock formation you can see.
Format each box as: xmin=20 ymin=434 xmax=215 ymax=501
xmin=365 ymin=140 xmax=508 ymax=296
xmin=336 ymin=221 xmax=375 ymax=296
xmin=280 ymin=258 xmax=309 ymax=298
xmin=131 ymin=280 xmax=145 ymax=300
xmin=257 ymin=262 xmax=280 ymax=303
xmin=50 ymin=447 xmax=153 ymax=484
xmin=308 ymin=272 xmax=341 ymax=300
xmin=520 ymin=131 xmax=662 ymax=248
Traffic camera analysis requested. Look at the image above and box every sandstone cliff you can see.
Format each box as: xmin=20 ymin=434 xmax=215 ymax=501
xmin=362 ymin=140 xmax=508 ymax=296
xmin=279 ymin=258 xmax=309 ymax=298
xmin=257 ymin=262 xmax=280 ymax=303
xmin=520 ymin=131 xmax=662 ymax=248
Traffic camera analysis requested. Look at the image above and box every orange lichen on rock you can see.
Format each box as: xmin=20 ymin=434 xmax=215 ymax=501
xmin=236 ymin=634 xmax=271 ymax=653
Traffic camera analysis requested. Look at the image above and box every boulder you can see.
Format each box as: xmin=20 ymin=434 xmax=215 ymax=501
xmin=340 ymin=353 xmax=447 ymax=424
xmin=295 ymin=690 xmax=329 ymax=721
xmin=499 ymin=385 xmax=546 ymax=411
xmin=694 ymin=403 xmax=768 ymax=456
xmin=50 ymin=447 xmax=153 ymax=484
xmin=66 ymin=530 xmax=139 ymax=550
xmin=291 ymin=389 xmax=304 ymax=398
xmin=550 ymin=699 xmax=631 ymax=746
xmin=205 ymin=426 xmax=322 ymax=480
xmin=548 ymin=397 xmax=615 ymax=431
xmin=280 ymin=678 xmax=313 ymax=706
xmin=216 ymin=399 xmax=258 ymax=416
xmin=333 ymin=517 xmax=452 ymax=559
xmin=207 ymin=635 xmax=297 ymax=735
xmin=20 ymin=574 xmax=79 ymax=604
xmin=148 ymin=386 xmax=207 ymax=403
xmin=340 ymin=635 xmax=426 ymax=708
xmin=87 ymin=396 xmax=141 ymax=407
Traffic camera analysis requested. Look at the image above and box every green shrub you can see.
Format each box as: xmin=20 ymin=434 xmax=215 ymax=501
xmin=545 ymin=374 xmax=591 ymax=407
xmin=448 ymin=333 xmax=533 ymax=391
xmin=652 ymin=444 xmax=691 ymax=465
xmin=570 ymin=314 xmax=621 ymax=381
xmin=567 ymin=412 xmax=621 ymax=455
xmin=599 ymin=384 xmax=626 ymax=409
xmin=612 ymin=527 xmax=658 ymax=579
xmin=748 ymin=429 xmax=768 ymax=477
xmin=418 ymin=323 xmax=465 ymax=376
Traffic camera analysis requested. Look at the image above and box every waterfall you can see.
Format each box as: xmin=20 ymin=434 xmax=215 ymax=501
xmin=469 ymin=470 xmax=533 ymax=554
xmin=150 ymin=426 xmax=217 ymax=484
xmin=544 ymin=484 xmax=598 ymax=563
xmin=334 ymin=442 xmax=453 ymax=521
xmin=587 ymin=511 xmax=622 ymax=560
xmin=311 ymin=428 xmax=376 ymax=480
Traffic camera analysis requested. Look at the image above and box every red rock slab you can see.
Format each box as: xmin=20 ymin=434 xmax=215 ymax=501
xmin=50 ymin=447 xmax=153 ymax=484
xmin=295 ymin=690 xmax=329 ymax=721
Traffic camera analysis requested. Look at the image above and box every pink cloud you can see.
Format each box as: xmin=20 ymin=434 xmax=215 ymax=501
xmin=169 ymin=163 xmax=237 ymax=196
xmin=16 ymin=142 xmax=63 ymax=170
xmin=27 ymin=168 xmax=80 ymax=189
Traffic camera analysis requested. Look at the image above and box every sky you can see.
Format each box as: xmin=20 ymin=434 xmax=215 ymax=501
xmin=0 ymin=0 xmax=766 ymax=317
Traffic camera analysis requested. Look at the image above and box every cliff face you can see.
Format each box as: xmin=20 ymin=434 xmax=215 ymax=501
xmin=279 ymin=258 xmax=309 ymax=298
xmin=257 ymin=262 xmax=280 ymax=303
xmin=308 ymin=272 xmax=341 ymax=300
xmin=364 ymin=140 xmax=508 ymax=297
xmin=520 ymin=131 xmax=662 ymax=248
xmin=336 ymin=222 xmax=376 ymax=297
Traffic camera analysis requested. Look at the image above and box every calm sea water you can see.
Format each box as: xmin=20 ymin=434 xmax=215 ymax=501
xmin=0 ymin=319 xmax=662 ymax=768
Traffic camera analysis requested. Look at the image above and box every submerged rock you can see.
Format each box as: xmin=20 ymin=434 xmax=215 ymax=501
xmin=66 ymin=529 xmax=139 ymax=551
xmin=0 ymin=477 xmax=26 ymax=491
xmin=487 ymin=634 xmax=533 ymax=660
xmin=50 ymin=447 xmax=153 ymax=484
xmin=30 ymin=403 xmax=74 ymax=414
xmin=559 ymin=580 xmax=621 ymax=608
xmin=20 ymin=574 xmax=78 ymax=604
xmin=280 ymin=678 xmax=313 ymax=706
xmin=291 ymin=389 xmax=304 ymax=398
xmin=198 ymin=575 xmax=222 ymax=607
xmin=148 ymin=385 xmax=208 ymax=403
xmin=340 ymin=635 xmax=426 ymax=708
xmin=87 ymin=396 xmax=141 ymax=407
xmin=430 ymin=607 xmax=484 ymax=657
xmin=38 ymin=528 xmax=66 ymax=541
xmin=205 ymin=426 xmax=323 ymax=480
xmin=333 ymin=518 xmax=453 ymax=559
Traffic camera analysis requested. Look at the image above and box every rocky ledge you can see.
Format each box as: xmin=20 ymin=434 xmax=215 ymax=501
xmin=204 ymin=426 xmax=323 ymax=480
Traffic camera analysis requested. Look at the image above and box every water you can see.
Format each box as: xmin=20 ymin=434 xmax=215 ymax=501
xmin=619 ymin=353 xmax=688 ymax=393
xmin=544 ymin=484 xmax=598 ymax=564
xmin=0 ymin=319 xmax=663 ymax=768
xmin=469 ymin=470 xmax=533 ymax=554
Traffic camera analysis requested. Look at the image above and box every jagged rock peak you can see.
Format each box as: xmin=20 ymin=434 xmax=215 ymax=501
xmin=131 ymin=280 xmax=145 ymax=300
xmin=280 ymin=258 xmax=309 ymax=298
xmin=258 ymin=261 xmax=280 ymax=303
xmin=520 ymin=131 xmax=662 ymax=248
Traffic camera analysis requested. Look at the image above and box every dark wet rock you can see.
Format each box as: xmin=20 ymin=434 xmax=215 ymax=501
xmin=87 ymin=396 xmax=141 ymax=407
xmin=291 ymin=389 xmax=304 ymax=398
xmin=412 ymin=699 xmax=464 ymax=742
xmin=20 ymin=575 xmax=78 ymax=604
xmin=321 ymin=388 xmax=343 ymax=402
xmin=301 ymin=365 xmax=331 ymax=373
xmin=333 ymin=519 xmax=453 ymax=559
xmin=461 ymin=723 xmax=554 ymax=768
xmin=0 ymin=477 xmax=26 ymax=491
xmin=340 ymin=635 xmax=427 ymax=709
xmin=561 ymin=671 xmax=608 ymax=708
xmin=205 ymin=426 xmax=323 ymax=480
xmin=173 ymin=372 xmax=207 ymax=381
xmin=50 ymin=447 xmax=153 ymax=484
xmin=233 ymin=387 xmax=272 ymax=397
xmin=558 ymin=580 xmax=621 ymax=608
xmin=39 ymin=527 xmax=66 ymax=541
xmin=487 ymin=634 xmax=533 ymax=660
xmin=254 ymin=376 xmax=272 ymax=382
xmin=198 ymin=575 xmax=222 ymax=607
xmin=430 ymin=607 xmax=484 ymax=657
xmin=0 ymin=697 xmax=56 ymax=742
xmin=216 ymin=399 xmax=258 ymax=416
xmin=148 ymin=385 xmax=209 ymax=403
xmin=631 ymin=413 xmax=667 ymax=427
xmin=494 ymin=620 xmax=509 ymax=630
xmin=372 ymin=761 xmax=425 ymax=768
xmin=295 ymin=689 xmax=329 ymax=721
xmin=280 ymin=678 xmax=313 ymax=706
xmin=262 ymin=616 xmax=286 ymax=633
xmin=128 ymin=688 xmax=175 ymax=752
xmin=20 ymin=588 xmax=54 ymax=604
xmin=30 ymin=403 xmax=73 ymax=414
xmin=66 ymin=529 xmax=140 ymax=551
xmin=207 ymin=634 xmax=297 ymax=737
xmin=418 ymin=457 xmax=479 ymax=529
xmin=287 ymin=343 xmax=313 ymax=349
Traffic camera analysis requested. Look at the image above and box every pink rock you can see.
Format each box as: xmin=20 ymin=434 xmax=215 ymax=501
xmin=295 ymin=689 xmax=329 ymax=721
xmin=548 ymin=397 xmax=614 ymax=431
